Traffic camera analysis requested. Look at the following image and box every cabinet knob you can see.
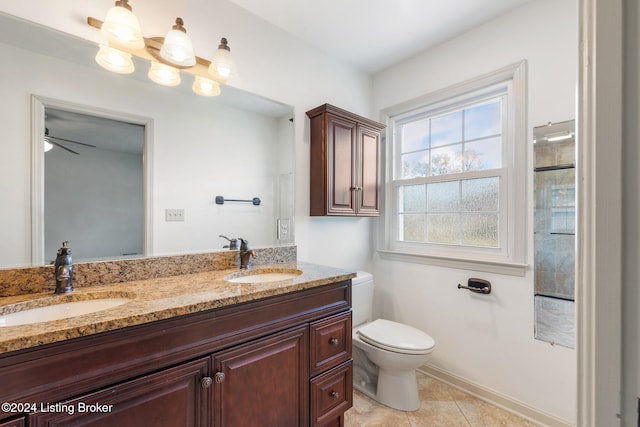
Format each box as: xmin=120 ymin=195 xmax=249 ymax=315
xmin=329 ymin=337 xmax=340 ymax=346
xmin=201 ymin=376 xmax=213 ymax=389
xmin=214 ymin=372 xmax=226 ymax=383
xmin=330 ymin=391 xmax=340 ymax=401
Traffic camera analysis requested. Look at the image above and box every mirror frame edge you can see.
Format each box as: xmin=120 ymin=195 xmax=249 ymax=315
xmin=30 ymin=95 xmax=154 ymax=265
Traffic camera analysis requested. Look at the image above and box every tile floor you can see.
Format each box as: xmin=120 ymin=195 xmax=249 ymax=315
xmin=344 ymin=372 xmax=539 ymax=427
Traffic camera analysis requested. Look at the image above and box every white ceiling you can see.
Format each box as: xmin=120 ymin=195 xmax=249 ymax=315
xmin=227 ymin=0 xmax=534 ymax=73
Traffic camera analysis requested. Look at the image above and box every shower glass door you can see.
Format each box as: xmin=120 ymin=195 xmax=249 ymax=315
xmin=533 ymin=120 xmax=575 ymax=348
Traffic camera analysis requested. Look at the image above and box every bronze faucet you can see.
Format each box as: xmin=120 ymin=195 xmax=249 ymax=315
xmin=54 ymin=241 xmax=74 ymax=294
xmin=238 ymin=238 xmax=256 ymax=269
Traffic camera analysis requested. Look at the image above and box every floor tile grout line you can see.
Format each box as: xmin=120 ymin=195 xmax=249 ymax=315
xmin=454 ymin=399 xmax=474 ymax=426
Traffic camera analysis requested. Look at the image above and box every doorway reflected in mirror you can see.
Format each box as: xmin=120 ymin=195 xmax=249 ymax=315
xmin=44 ymin=107 xmax=145 ymax=264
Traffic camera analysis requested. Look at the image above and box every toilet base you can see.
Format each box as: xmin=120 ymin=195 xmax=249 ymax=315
xmin=353 ymin=358 xmax=421 ymax=411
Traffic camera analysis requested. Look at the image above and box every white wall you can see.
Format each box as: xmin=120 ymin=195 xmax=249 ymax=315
xmin=371 ymin=0 xmax=577 ymax=423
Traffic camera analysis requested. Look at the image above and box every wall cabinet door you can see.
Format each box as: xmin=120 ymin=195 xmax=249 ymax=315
xmin=356 ymin=124 xmax=382 ymax=216
xmin=29 ymin=358 xmax=210 ymax=427
xmin=212 ymin=326 xmax=309 ymax=427
xmin=307 ymin=104 xmax=385 ymax=217
xmin=327 ymin=114 xmax=357 ymax=215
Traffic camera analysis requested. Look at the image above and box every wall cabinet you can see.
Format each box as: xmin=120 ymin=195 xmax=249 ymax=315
xmin=306 ymin=104 xmax=385 ymax=216
xmin=0 ymin=280 xmax=352 ymax=427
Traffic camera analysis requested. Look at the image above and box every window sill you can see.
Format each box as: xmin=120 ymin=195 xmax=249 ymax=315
xmin=377 ymin=249 xmax=529 ymax=276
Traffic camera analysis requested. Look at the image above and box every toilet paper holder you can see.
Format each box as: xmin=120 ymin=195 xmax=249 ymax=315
xmin=458 ymin=278 xmax=491 ymax=294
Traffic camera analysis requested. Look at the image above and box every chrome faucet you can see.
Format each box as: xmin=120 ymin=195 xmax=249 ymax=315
xmin=238 ymin=238 xmax=257 ymax=269
xmin=219 ymin=235 xmax=238 ymax=250
xmin=54 ymin=241 xmax=73 ymax=294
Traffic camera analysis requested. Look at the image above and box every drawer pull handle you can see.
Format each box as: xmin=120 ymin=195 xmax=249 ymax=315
xmin=214 ymin=372 xmax=226 ymax=383
xmin=330 ymin=391 xmax=340 ymax=400
xmin=201 ymin=376 xmax=213 ymax=388
xmin=329 ymin=337 xmax=340 ymax=346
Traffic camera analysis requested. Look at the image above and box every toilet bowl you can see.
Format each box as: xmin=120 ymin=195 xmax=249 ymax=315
xmin=351 ymin=271 xmax=435 ymax=411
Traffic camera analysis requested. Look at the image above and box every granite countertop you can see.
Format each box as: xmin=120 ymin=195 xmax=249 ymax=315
xmin=0 ymin=262 xmax=355 ymax=355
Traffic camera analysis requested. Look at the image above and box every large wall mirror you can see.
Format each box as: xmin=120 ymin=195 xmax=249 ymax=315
xmin=533 ymin=120 xmax=576 ymax=348
xmin=0 ymin=12 xmax=295 ymax=268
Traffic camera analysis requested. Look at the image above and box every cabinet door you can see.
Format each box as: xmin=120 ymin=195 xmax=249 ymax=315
xmin=29 ymin=358 xmax=210 ymax=427
xmin=212 ymin=326 xmax=309 ymax=427
xmin=0 ymin=418 xmax=25 ymax=427
xmin=356 ymin=125 xmax=381 ymax=216
xmin=327 ymin=114 xmax=357 ymax=215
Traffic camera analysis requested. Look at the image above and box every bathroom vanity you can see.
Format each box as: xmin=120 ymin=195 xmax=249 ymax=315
xmin=0 ymin=255 xmax=354 ymax=427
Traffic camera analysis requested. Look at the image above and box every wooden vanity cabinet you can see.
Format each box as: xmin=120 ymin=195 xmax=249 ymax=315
xmin=306 ymin=104 xmax=385 ymax=217
xmin=212 ymin=326 xmax=309 ymax=426
xmin=0 ymin=280 xmax=352 ymax=427
xmin=0 ymin=417 xmax=24 ymax=427
xmin=29 ymin=358 xmax=210 ymax=426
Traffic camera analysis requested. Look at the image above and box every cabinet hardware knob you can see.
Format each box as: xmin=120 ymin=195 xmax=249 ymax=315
xmin=201 ymin=376 xmax=213 ymax=388
xmin=214 ymin=372 xmax=226 ymax=383
xmin=330 ymin=391 xmax=340 ymax=400
xmin=329 ymin=337 xmax=340 ymax=346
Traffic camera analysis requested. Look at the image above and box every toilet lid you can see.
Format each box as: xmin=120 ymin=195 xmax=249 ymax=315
xmin=357 ymin=319 xmax=435 ymax=355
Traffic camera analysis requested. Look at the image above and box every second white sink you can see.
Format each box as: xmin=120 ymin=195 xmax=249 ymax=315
xmin=226 ymin=270 xmax=302 ymax=284
xmin=0 ymin=298 xmax=131 ymax=327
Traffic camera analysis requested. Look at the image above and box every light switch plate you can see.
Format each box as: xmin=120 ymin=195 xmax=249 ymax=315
xmin=165 ymin=208 xmax=184 ymax=222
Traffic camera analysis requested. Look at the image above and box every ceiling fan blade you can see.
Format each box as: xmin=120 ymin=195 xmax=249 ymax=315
xmin=48 ymin=135 xmax=97 ymax=148
xmin=48 ymin=140 xmax=80 ymax=155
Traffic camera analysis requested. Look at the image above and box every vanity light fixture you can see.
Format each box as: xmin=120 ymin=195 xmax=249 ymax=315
xmin=147 ymin=61 xmax=181 ymax=86
xmin=209 ymin=38 xmax=238 ymax=81
xmin=192 ymin=76 xmax=221 ymax=97
xmin=95 ymin=44 xmax=135 ymax=74
xmin=89 ymin=1 xmax=239 ymax=97
xmin=99 ymin=0 xmax=144 ymax=49
xmin=159 ymin=18 xmax=196 ymax=67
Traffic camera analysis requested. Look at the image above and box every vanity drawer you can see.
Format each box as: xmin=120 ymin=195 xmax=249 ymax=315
xmin=310 ymin=311 xmax=352 ymax=376
xmin=310 ymin=361 xmax=353 ymax=427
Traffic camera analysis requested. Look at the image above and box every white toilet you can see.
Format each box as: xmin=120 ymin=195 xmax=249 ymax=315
xmin=351 ymin=271 xmax=435 ymax=411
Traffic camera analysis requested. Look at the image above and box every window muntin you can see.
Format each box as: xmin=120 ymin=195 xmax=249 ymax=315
xmin=393 ymin=96 xmax=506 ymax=252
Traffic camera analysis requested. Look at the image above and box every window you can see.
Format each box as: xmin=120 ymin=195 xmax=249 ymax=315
xmin=379 ymin=62 xmax=527 ymax=275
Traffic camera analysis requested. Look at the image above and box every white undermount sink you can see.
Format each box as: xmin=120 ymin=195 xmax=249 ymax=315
xmin=225 ymin=269 xmax=302 ymax=284
xmin=0 ymin=298 xmax=131 ymax=327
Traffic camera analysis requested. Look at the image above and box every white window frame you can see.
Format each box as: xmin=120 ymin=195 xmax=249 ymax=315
xmin=378 ymin=61 xmax=528 ymax=276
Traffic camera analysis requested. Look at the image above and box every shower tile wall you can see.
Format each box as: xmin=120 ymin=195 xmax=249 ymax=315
xmin=534 ymin=139 xmax=575 ymax=300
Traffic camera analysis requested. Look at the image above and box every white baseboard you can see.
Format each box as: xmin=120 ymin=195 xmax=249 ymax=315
xmin=418 ymin=364 xmax=574 ymax=427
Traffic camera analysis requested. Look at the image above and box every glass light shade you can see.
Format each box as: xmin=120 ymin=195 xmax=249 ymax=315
xmin=147 ymin=61 xmax=181 ymax=86
xmin=95 ymin=45 xmax=135 ymax=74
xmin=44 ymin=139 xmax=54 ymax=152
xmin=208 ymin=39 xmax=238 ymax=81
xmin=192 ymin=76 xmax=221 ymax=97
xmin=100 ymin=3 xmax=144 ymax=49
xmin=160 ymin=28 xmax=196 ymax=67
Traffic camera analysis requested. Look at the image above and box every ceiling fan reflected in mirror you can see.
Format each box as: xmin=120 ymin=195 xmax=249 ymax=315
xmin=44 ymin=127 xmax=96 ymax=155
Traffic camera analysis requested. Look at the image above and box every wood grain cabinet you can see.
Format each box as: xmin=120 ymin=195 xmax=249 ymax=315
xmin=0 ymin=417 xmax=24 ymax=427
xmin=0 ymin=280 xmax=353 ymax=427
xmin=29 ymin=358 xmax=210 ymax=427
xmin=306 ymin=104 xmax=385 ymax=216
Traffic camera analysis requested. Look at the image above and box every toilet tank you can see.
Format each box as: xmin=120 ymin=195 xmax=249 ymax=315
xmin=351 ymin=271 xmax=374 ymax=327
